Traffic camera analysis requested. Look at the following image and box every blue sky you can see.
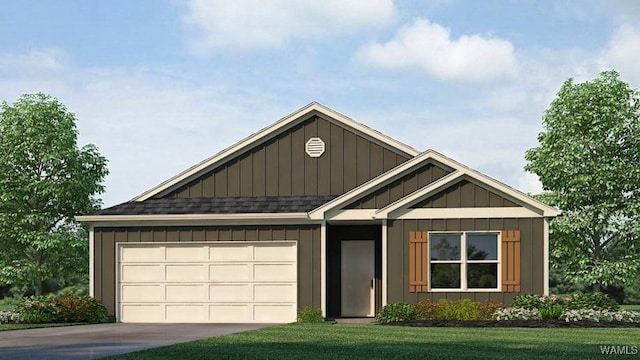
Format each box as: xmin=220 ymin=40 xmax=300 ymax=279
xmin=1 ymin=0 xmax=639 ymax=207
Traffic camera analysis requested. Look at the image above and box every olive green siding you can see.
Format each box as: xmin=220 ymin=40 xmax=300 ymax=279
xmin=159 ymin=115 xmax=411 ymax=199
xmin=386 ymin=217 xmax=544 ymax=305
xmin=413 ymin=179 xmax=519 ymax=208
xmin=93 ymin=225 xmax=321 ymax=319
xmin=344 ymin=161 xmax=452 ymax=209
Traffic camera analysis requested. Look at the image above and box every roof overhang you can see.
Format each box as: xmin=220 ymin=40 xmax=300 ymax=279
xmin=76 ymin=212 xmax=315 ymax=227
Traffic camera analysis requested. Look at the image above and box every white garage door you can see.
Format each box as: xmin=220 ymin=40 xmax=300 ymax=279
xmin=117 ymin=241 xmax=297 ymax=323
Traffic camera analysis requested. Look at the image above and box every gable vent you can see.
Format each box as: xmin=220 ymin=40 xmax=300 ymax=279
xmin=305 ymin=137 xmax=325 ymax=158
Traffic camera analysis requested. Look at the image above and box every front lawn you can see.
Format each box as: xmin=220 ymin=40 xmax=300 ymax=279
xmin=106 ymin=323 xmax=640 ymax=360
xmin=0 ymin=323 xmax=83 ymax=331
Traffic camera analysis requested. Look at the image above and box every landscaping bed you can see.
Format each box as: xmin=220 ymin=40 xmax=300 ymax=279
xmin=388 ymin=319 xmax=640 ymax=328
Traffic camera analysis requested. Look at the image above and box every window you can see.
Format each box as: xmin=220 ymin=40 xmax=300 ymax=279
xmin=429 ymin=232 xmax=499 ymax=291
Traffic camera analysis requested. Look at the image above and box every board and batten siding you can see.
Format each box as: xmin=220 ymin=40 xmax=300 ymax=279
xmin=159 ymin=115 xmax=411 ymax=199
xmin=413 ymin=179 xmax=519 ymax=208
xmin=344 ymin=161 xmax=452 ymax=209
xmin=386 ymin=217 xmax=544 ymax=305
xmin=93 ymin=225 xmax=321 ymax=319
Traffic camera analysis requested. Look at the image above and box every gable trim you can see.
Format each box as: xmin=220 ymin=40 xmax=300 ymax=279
xmin=393 ymin=207 xmax=542 ymax=219
xmin=375 ymin=151 xmax=560 ymax=218
xmin=133 ymin=102 xmax=419 ymax=201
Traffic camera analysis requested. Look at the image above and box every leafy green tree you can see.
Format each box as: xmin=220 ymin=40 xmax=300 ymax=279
xmin=0 ymin=93 xmax=108 ymax=295
xmin=525 ymin=70 xmax=640 ymax=291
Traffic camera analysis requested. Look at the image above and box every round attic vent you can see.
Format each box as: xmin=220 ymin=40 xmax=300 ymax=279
xmin=305 ymin=137 xmax=325 ymax=158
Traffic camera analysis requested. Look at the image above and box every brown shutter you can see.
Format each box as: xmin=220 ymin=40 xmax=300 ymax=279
xmin=501 ymin=230 xmax=521 ymax=292
xmin=409 ymin=231 xmax=428 ymax=293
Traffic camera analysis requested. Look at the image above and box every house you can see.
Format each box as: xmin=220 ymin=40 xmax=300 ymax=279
xmin=77 ymin=102 xmax=559 ymax=323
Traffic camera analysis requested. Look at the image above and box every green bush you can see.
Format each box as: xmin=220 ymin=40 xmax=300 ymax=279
xmin=412 ymin=299 xmax=503 ymax=320
xmin=15 ymin=293 xmax=108 ymax=324
xmin=565 ymin=292 xmax=619 ymax=311
xmin=539 ymin=303 xmax=564 ymax=320
xmin=376 ymin=303 xmax=417 ymax=324
xmin=512 ymin=294 xmax=546 ymax=309
xmin=297 ymin=307 xmax=324 ymax=323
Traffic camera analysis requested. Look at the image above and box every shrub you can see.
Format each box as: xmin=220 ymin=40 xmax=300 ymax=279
xmin=15 ymin=294 xmax=108 ymax=324
xmin=376 ymin=303 xmax=417 ymax=324
xmin=0 ymin=311 xmax=21 ymax=324
xmin=476 ymin=300 xmax=504 ymax=319
xmin=511 ymin=294 xmax=544 ymax=309
xmin=565 ymin=292 xmax=619 ymax=311
xmin=432 ymin=299 xmax=481 ymax=320
xmin=562 ymin=309 xmax=640 ymax=323
xmin=297 ymin=307 xmax=324 ymax=323
xmin=493 ymin=307 xmax=541 ymax=320
xmin=413 ymin=300 xmax=438 ymax=320
xmin=539 ymin=303 xmax=564 ymax=320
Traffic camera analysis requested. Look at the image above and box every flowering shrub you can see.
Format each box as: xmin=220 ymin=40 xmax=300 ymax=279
xmin=15 ymin=294 xmax=108 ymax=324
xmin=493 ymin=307 xmax=541 ymax=320
xmin=412 ymin=299 xmax=504 ymax=320
xmin=0 ymin=311 xmax=21 ymax=324
xmin=561 ymin=309 xmax=640 ymax=323
xmin=564 ymin=292 xmax=619 ymax=311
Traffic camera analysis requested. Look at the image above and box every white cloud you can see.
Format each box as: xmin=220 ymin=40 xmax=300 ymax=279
xmin=599 ymin=24 xmax=640 ymax=85
xmin=355 ymin=18 xmax=519 ymax=83
xmin=180 ymin=0 xmax=396 ymax=53
xmin=0 ymin=48 xmax=69 ymax=74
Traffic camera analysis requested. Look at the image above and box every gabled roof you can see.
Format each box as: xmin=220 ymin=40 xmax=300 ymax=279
xmin=133 ymin=102 xmax=420 ymax=201
xmin=309 ymin=149 xmax=560 ymax=219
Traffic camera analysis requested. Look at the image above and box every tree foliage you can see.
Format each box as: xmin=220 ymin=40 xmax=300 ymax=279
xmin=525 ymin=70 xmax=640 ymax=289
xmin=0 ymin=93 xmax=108 ymax=295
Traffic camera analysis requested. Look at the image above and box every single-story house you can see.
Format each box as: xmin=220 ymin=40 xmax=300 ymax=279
xmin=77 ymin=102 xmax=559 ymax=323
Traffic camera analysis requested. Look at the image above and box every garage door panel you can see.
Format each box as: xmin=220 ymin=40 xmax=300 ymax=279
xmin=118 ymin=242 xmax=297 ymax=323
xmin=210 ymin=244 xmax=252 ymax=261
xmin=254 ymin=243 xmax=296 ymax=261
xmin=121 ymin=246 xmax=164 ymax=262
xmin=210 ymin=264 xmax=251 ymax=281
xmin=121 ymin=285 xmax=163 ymax=302
xmin=210 ymin=305 xmax=251 ymax=322
xmin=166 ymin=246 xmax=206 ymax=261
xmin=254 ymin=305 xmax=296 ymax=322
xmin=121 ymin=265 xmax=163 ymax=282
xmin=166 ymin=264 xmax=206 ymax=281
xmin=210 ymin=284 xmax=251 ymax=302
xmin=254 ymin=264 xmax=296 ymax=281
xmin=166 ymin=305 xmax=206 ymax=322
xmin=121 ymin=304 xmax=163 ymax=322
xmin=254 ymin=284 xmax=296 ymax=302
xmin=166 ymin=284 xmax=207 ymax=302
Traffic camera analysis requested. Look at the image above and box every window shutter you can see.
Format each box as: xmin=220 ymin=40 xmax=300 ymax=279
xmin=409 ymin=231 xmax=428 ymax=293
xmin=501 ymin=230 xmax=521 ymax=292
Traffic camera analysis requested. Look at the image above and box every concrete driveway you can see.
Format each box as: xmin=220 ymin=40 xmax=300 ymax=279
xmin=0 ymin=323 xmax=273 ymax=360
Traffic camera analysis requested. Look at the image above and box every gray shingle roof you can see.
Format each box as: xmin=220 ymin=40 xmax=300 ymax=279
xmin=99 ymin=195 xmax=338 ymax=215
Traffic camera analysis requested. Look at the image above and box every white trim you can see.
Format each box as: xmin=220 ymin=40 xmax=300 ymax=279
xmin=76 ymin=213 xmax=316 ymax=227
xmin=393 ymin=207 xmax=544 ymax=219
xmin=320 ymin=221 xmax=327 ymax=317
xmin=309 ymin=152 xmax=454 ymax=220
xmin=311 ymin=149 xmax=560 ymax=220
xmin=325 ymin=209 xmax=377 ymax=221
xmin=543 ymin=218 xmax=550 ymax=296
xmin=381 ymin=219 xmax=387 ymax=307
xmin=133 ymin=102 xmax=419 ymax=201
xmin=428 ymin=231 xmax=501 ymax=292
xmin=89 ymin=225 xmax=94 ymax=298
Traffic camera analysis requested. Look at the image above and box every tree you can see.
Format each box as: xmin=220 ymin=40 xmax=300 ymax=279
xmin=525 ymin=70 xmax=640 ymax=291
xmin=0 ymin=93 xmax=108 ymax=295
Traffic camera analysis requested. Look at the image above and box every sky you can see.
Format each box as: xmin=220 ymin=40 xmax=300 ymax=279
xmin=1 ymin=0 xmax=639 ymax=207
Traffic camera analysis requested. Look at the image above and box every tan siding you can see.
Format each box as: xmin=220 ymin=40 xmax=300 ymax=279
xmin=386 ymin=217 xmax=544 ymax=306
xmin=95 ymin=224 xmax=321 ymax=319
xmin=161 ymin=116 xmax=411 ymax=199
xmin=414 ymin=180 xmax=520 ymax=208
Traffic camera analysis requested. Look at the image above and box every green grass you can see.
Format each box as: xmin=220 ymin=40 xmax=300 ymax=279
xmin=621 ymin=304 xmax=640 ymax=311
xmin=106 ymin=323 xmax=640 ymax=360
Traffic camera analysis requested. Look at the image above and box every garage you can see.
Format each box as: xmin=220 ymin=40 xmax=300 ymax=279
xmin=116 ymin=241 xmax=297 ymax=323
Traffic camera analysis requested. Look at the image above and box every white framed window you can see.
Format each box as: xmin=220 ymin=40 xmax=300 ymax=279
xmin=429 ymin=232 xmax=500 ymax=291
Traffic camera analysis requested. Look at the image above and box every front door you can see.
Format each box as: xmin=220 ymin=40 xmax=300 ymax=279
xmin=341 ymin=240 xmax=375 ymax=317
